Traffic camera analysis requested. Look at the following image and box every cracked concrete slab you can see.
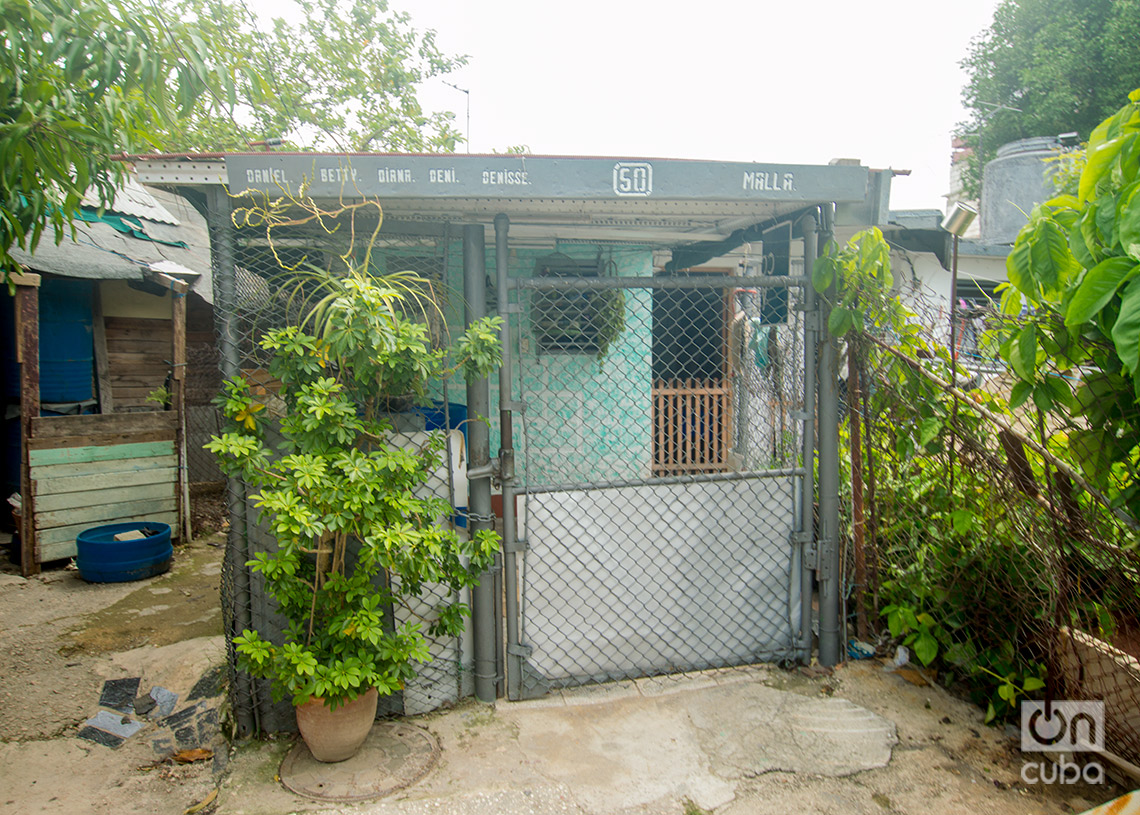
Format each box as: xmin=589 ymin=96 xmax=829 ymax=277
xmin=510 ymin=695 xmax=737 ymax=813
xmin=682 ymin=684 xmax=897 ymax=779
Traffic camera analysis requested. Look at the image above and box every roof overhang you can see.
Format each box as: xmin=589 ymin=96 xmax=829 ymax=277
xmin=130 ymin=152 xmax=889 ymax=249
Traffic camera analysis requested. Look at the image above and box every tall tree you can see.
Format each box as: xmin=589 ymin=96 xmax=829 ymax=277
xmin=150 ymin=0 xmax=465 ymax=153
xmin=957 ymin=0 xmax=1140 ymax=197
xmin=0 ymin=0 xmax=463 ymax=283
xmin=0 ymin=0 xmax=254 ymax=281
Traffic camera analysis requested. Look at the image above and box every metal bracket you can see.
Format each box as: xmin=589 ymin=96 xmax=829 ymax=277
xmin=507 ymin=642 xmax=533 ymax=658
xmin=816 ymin=538 xmax=835 ymax=580
xmin=502 ymin=400 xmax=527 ymax=413
xmin=467 ymin=459 xmax=499 ymax=481
xmin=504 ymin=537 xmax=528 ymax=553
xmin=790 ymin=410 xmax=810 ymax=422
xmin=500 ymin=303 xmax=523 ymax=314
xmin=794 ymin=531 xmax=819 ymax=571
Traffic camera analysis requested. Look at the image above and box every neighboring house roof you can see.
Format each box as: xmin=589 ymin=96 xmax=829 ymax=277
xmin=10 ymin=183 xmax=213 ymax=304
xmin=883 ymin=208 xmax=1010 ymax=271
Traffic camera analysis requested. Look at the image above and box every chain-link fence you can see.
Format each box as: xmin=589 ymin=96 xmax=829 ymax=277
xmin=844 ymin=276 xmax=1140 ymax=767
xmin=212 ymin=215 xmax=472 ymax=733
xmin=509 ymin=255 xmax=809 ymax=695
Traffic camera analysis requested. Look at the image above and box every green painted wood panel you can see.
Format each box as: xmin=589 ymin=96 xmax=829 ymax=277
xmin=35 ymin=497 xmax=176 ymax=530
xmin=34 ymin=481 xmax=175 ymax=513
xmin=28 ymin=441 xmax=175 ymax=467
xmin=28 ymin=454 xmax=178 ymax=481
xmin=32 ymin=467 xmax=177 ymax=497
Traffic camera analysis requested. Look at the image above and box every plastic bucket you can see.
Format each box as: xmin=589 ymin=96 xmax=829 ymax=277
xmin=76 ymin=521 xmax=173 ymax=583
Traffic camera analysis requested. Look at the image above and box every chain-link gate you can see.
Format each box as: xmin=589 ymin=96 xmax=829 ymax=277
xmin=502 ymin=253 xmax=811 ymax=697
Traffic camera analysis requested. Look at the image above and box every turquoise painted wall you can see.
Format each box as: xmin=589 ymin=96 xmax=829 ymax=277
xmin=429 ymin=240 xmax=654 ymax=487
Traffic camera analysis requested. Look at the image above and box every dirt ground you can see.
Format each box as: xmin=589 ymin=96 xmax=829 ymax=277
xmin=0 ymin=530 xmax=1128 ymax=815
xmin=0 ymin=533 xmax=228 ymax=815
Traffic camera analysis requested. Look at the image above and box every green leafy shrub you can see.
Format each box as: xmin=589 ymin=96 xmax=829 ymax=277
xmin=208 ymin=269 xmax=502 ymax=708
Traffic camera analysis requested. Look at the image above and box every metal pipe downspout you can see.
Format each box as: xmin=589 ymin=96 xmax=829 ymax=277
xmin=206 ymin=187 xmax=256 ymax=736
xmin=464 ymin=224 xmax=497 ymax=703
xmin=495 ymin=214 xmax=525 ymax=701
xmin=817 ymin=204 xmax=842 ymax=667
xmin=798 ymin=209 xmax=819 ymax=662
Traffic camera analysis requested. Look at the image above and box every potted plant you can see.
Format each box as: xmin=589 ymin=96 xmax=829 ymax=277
xmin=207 ymin=267 xmax=501 ymax=762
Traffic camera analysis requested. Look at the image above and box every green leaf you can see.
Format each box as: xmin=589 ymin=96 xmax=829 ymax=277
xmin=1065 ymin=257 xmax=1140 ymax=326
xmin=1081 ymin=135 xmax=1127 ymax=204
xmin=812 ymin=254 xmax=836 ymax=294
xmin=1011 ymin=325 xmax=1038 ymax=382
xmin=1120 ymin=183 xmax=1140 ymax=261
xmin=1022 ymin=676 xmax=1045 ymax=693
xmin=913 ymin=632 xmax=938 ymax=666
xmin=919 ymin=416 xmax=941 ymax=447
xmin=1006 ymin=237 xmax=1035 ymax=299
xmin=950 ymin=509 xmax=974 ymax=533
xmin=1111 ymin=276 xmax=1140 ymax=373
xmin=827 ymin=306 xmax=853 ymax=337
xmin=1028 ymin=218 xmax=1081 ymax=293
xmin=1009 ymin=380 xmax=1033 ymax=409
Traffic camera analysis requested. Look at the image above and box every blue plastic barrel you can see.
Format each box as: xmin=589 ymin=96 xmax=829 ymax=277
xmin=39 ymin=279 xmax=94 ymax=402
xmin=76 ymin=522 xmax=172 ymax=583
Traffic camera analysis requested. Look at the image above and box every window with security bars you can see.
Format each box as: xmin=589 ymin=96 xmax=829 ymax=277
xmin=531 ymin=252 xmax=610 ymax=354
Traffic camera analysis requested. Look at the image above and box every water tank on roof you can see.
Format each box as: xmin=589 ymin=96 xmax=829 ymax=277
xmin=980 ymin=136 xmax=1060 ymax=244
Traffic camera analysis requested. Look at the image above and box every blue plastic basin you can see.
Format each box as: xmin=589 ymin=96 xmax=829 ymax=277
xmin=76 ymin=522 xmax=172 ymax=583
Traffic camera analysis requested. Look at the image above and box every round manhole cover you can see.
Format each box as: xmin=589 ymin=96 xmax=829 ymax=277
xmin=279 ymin=721 xmax=439 ymax=802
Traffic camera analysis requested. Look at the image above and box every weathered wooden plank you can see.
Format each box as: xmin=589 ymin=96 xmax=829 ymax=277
xmin=32 ymin=466 xmax=178 ymax=496
xmin=108 ymin=368 xmax=170 ymax=379
xmin=34 ymin=481 xmax=175 ymax=512
xmin=18 ymin=283 xmax=40 ymax=575
xmin=30 ymin=411 xmax=175 ymax=439
xmin=103 ymin=316 xmax=171 ymax=332
xmin=106 ymin=352 xmax=171 ymax=366
xmin=93 ymin=287 xmax=114 ymax=414
xmin=172 ymin=283 xmax=190 ymax=542
xmin=37 ymin=511 xmax=179 ymax=559
xmin=106 ymin=344 xmax=170 ymax=357
xmin=28 ymin=440 xmax=175 ymax=467
xmin=28 ymin=429 xmax=175 ymax=451
xmin=35 ymin=496 xmax=177 ymax=529
xmin=29 ymin=453 xmax=178 ymax=481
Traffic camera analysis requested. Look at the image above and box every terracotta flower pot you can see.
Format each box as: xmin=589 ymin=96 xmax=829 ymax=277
xmin=294 ymin=687 xmax=379 ymax=762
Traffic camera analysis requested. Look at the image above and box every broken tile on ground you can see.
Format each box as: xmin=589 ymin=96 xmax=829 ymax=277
xmin=186 ymin=666 xmax=225 ymax=701
xmin=78 ymin=709 xmax=145 ymax=748
xmin=98 ymin=677 xmax=141 ymax=713
xmin=148 ymin=686 xmax=178 ymax=718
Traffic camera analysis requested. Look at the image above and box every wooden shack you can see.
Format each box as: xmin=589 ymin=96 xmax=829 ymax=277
xmin=3 ymin=182 xmax=210 ymax=575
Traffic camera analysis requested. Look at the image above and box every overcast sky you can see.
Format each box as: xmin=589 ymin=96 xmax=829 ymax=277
xmin=408 ymin=0 xmax=1002 ymax=213
xmin=250 ymin=0 xmax=1004 ymax=213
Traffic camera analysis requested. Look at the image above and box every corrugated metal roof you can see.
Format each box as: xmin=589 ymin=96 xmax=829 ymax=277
xmin=81 ymin=176 xmax=180 ymax=225
xmin=12 ymin=185 xmax=212 ymax=302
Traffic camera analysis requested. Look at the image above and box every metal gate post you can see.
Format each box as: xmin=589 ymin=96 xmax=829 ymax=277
xmin=494 ymin=214 xmax=526 ymax=701
xmin=797 ymin=209 xmax=819 ymax=662
xmin=464 ymin=224 xmax=498 ymax=703
xmin=817 ymin=204 xmax=842 ymax=667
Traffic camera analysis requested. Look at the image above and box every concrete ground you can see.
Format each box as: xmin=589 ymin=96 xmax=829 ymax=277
xmin=221 ymin=662 xmax=1121 ymax=815
xmin=0 ymin=532 xmax=1125 ymax=815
